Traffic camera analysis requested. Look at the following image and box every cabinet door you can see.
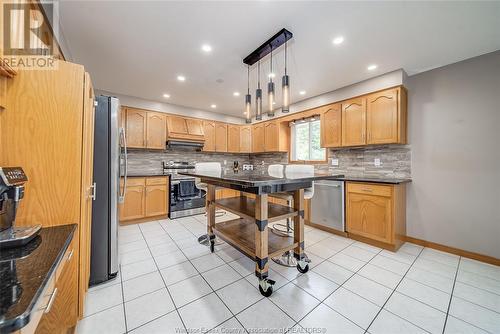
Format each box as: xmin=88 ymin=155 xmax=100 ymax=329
xmin=186 ymin=118 xmax=204 ymax=137
xmin=367 ymin=88 xmax=399 ymax=144
xmin=146 ymin=112 xmax=166 ymax=149
xmin=227 ymin=125 xmax=240 ymax=153
xmin=240 ymin=126 xmax=252 ymax=153
xmin=126 ymin=108 xmax=147 ymax=148
xmin=341 ymin=98 xmax=366 ymax=146
xmin=346 ymin=184 xmax=392 ymax=244
xmin=320 ymin=103 xmax=342 ymax=147
xmin=35 ymin=237 xmax=78 ymax=333
xmin=145 ymin=185 xmax=168 ymax=217
xmin=119 ymin=185 xmax=145 ymax=221
xmin=202 ymin=121 xmax=216 ymax=152
xmin=252 ymin=124 xmax=265 ymax=153
xmin=264 ymin=121 xmax=279 ymax=152
xmin=215 ymin=123 xmax=228 ymax=152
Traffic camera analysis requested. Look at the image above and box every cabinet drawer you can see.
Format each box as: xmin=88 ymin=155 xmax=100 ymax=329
xmin=55 ymin=237 xmax=76 ymax=282
xmin=347 ymin=182 xmax=392 ymax=197
xmin=124 ymin=177 xmax=145 ymax=186
xmin=146 ymin=177 xmax=167 ymax=186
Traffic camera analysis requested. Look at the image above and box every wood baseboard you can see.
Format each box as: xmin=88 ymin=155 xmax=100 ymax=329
xmin=119 ymin=214 xmax=168 ymax=225
xmin=403 ymin=236 xmax=500 ymax=266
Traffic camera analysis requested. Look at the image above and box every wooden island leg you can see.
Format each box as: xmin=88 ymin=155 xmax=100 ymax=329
xmin=255 ymin=193 xmax=274 ymax=296
xmin=293 ymin=189 xmax=309 ymax=273
xmin=206 ymin=184 xmax=216 ymax=252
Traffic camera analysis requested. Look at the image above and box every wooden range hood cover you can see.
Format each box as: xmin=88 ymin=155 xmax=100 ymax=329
xmin=166 ymin=115 xmax=205 ymax=143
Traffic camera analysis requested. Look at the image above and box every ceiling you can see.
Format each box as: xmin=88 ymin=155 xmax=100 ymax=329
xmin=59 ymin=1 xmax=500 ymax=118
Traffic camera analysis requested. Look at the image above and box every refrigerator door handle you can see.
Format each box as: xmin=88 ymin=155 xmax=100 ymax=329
xmin=119 ymin=127 xmax=128 ymax=203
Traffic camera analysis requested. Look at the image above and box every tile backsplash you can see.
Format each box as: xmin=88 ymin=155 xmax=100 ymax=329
xmin=128 ymin=145 xmax=411 ymax=179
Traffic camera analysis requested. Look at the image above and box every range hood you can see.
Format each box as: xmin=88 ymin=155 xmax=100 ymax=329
xmin=166 ymin=140 xmax=204 ymax=151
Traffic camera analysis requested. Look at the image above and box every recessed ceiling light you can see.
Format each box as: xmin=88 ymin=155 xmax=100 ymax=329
xmin=177 ymin=75 xmax=186 ymax=82
xmin=268 ymin=73 xmax=275 ymax=79
xmin=163 ymin=93 xmax=170 ymax=98
xmin=210 ymin=104 xmax=217 ymax=109
xmin=299 ymin=90 xmax=306 ymax=95
xmin=233 ymin=92 xmax=240 ymax=97
xmin=272 ymin=102 xmax=276 ymax=105
xmin=367 ymin=64 xmax=378 ymax=71
xmin=332 ymin=36 xmax=344 ymax=45
xmin=201 ymin=44 xmax=212 ymax=53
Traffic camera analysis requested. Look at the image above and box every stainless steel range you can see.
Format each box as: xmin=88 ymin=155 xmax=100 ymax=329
xmin=163 ymin=161 xmax=205 ymax=219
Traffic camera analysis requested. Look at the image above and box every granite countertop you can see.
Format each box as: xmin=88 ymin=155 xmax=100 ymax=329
xmin=179 ymin=170 xmax=346 ymax=187
xmin=329 ymin=175 xmax=412 ymax=184
xmin=124 ymin=172 xmax=170 ymax=177
xmin=0 ymin=224 xmax=76 ymax=333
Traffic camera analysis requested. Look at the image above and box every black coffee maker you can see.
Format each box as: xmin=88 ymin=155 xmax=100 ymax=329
xmin=0 ymin=167 xmax=41 ymax=248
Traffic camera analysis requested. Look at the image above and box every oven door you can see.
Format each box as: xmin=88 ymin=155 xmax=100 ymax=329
xmin=169 ymin=179 xmax=206 ymax=218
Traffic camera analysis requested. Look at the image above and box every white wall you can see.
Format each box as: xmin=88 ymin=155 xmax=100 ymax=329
xmin=406 ymin=51 xmax=500 ymax=258
xmin=254 ymin=69 xmax=405 ymax=122
xmin=96 ymin=90 xmax=246 ymax=124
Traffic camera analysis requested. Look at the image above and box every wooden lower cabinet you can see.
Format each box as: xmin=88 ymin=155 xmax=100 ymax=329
xmin=120 ymin=176 xmax=169 ymax=223
xmin=35 ymin=235 xmax=78 ymax=333
xmin=346 ymin=182 xmax=406 ymax=251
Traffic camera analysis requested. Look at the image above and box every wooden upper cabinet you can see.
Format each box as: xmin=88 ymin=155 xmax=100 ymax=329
xmin=342 ymin=97 xmax=366 ymax=147
xmin=320 ymin=103 xmax=342 ymax=148
xmin=367 ymin=87 xmax=406 ymax=145
xmin=227 ymin=125 xmax=240 ymax=153
xmin=203 ymin=121 xmax=216 ymax=152
xmin=252 ymin=123 xmax=265 ymax=153
xmin=264 ymin=121 xmax=288 ymax=152
xmin=146 ymin=112 xmax=166 ymax=149
xmin=240 ymin=126 xmax=252 ymax=153
xmin=126 ymin=108 xmax=147 ymax=148
xmin=215 ymin=123 xmax=228 ymax=152
xmin=264 ymin=122 xmax=279 ymax=152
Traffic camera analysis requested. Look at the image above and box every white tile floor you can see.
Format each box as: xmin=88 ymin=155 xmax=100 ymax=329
xmin=77 ymin=212 xmax=500 ymax=334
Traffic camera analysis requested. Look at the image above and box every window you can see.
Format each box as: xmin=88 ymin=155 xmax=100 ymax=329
xmin=290 ymin=119 xmax=326 ymax=162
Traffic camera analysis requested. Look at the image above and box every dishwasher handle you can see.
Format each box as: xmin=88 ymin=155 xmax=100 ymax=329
xmin=315 ymin=182 xmax=342 ymax=187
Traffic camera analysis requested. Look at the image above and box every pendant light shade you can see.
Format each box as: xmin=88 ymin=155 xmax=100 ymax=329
xmin=282 ymin=39 xmax=290 ymax=113
xmin=256 ymin=61 xmax=262 ymax=120
xmin=267 ymin=48 xmax=275 ymax=117
xmin=245 ymin=65 xmax=251 ymax=123
xmin=245 ymin=94 xmax=251 ymax=123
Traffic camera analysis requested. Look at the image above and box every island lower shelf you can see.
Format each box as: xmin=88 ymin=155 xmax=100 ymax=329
xmin=215 ymin=196 xmax=298 ymax=223
xmin=214 ymin=218 xmax=298 ymax=259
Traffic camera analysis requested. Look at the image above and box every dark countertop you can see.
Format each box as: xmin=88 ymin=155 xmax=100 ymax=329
xmin=0 ymin=224 xmax=76 ymax=333
xmin=125 ymin=173 xmax=170 ymax=177
xmin=330 ymin=176 xmax=411 ymax=184
xmin=179 ymin=170 xmax=345 ymax=188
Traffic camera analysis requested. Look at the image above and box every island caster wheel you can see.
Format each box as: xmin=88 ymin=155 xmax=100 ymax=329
xmin=210 ymin=240 xmax=215 ymax=253
xmin=258 ymin=279 xmax=275 ymax=297
xmin=297 ymin=261 xmax=309 ymax=273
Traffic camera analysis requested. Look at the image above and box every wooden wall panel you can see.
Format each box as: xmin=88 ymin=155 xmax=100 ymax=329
xmin=0 ymin=60 xmax=85 ymax=227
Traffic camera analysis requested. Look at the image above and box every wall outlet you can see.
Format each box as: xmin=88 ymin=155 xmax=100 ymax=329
xmin=374 ymin=158 xmax=381 ymax=167
xmin=223 ymin=160 xmax=227 ymax=165
xmin=331 ymin=158 xmax=339 ymax=167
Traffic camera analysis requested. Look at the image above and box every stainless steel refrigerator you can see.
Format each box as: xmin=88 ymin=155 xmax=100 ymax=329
xmin=90 ymin=95 xmax=127 ymax=285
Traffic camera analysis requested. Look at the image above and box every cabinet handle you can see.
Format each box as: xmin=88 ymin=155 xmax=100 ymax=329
xmin=45 ymin=288 xmax=58 ymax=313
xmin=67 ymin=249 xmax=74 ymax=262
xmin=89 ymin=182 xmax=96 ymax=200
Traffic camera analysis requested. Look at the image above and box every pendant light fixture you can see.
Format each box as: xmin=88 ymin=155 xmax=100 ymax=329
xmin=255 ymin=61 xmax=263 ymax=120
xmin=245 ymin=65 xmax=251 ymax=123
xmin=282 ymin=38 xmax=290 ymax=113
xmin=267 ymin=47 xmax=275 ymax=117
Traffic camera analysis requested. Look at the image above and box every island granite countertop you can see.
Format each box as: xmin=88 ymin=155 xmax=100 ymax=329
xmin=0 ymin=224 xmax=76 ymax=333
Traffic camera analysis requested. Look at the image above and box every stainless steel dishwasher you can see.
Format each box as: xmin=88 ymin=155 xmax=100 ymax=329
xmin=310 ymin=180 xmax=345 ymax=232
